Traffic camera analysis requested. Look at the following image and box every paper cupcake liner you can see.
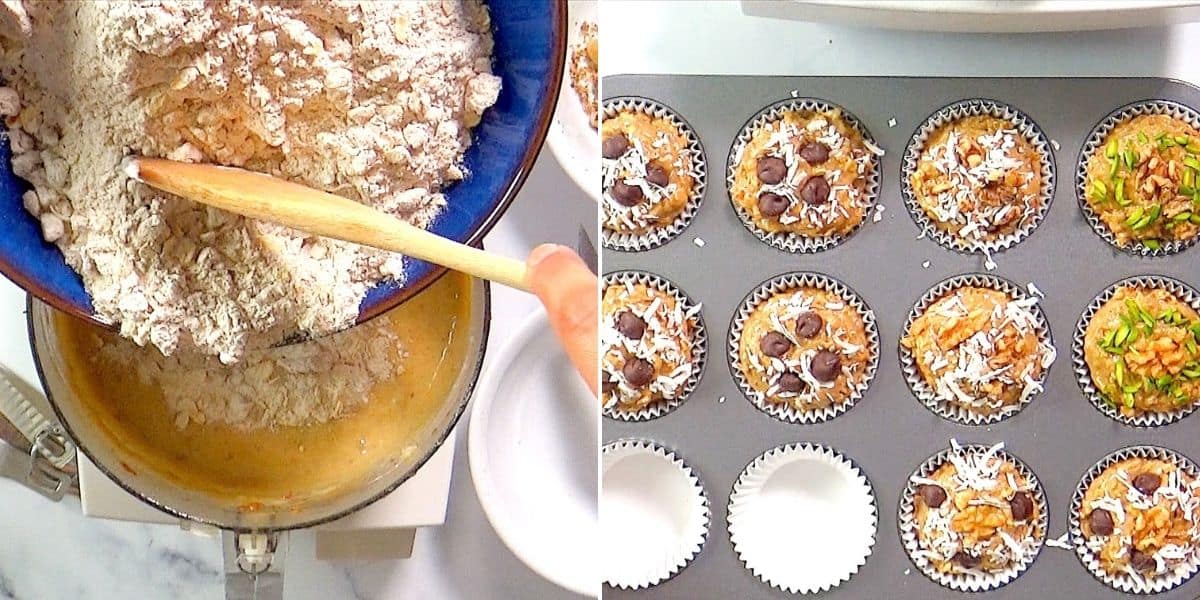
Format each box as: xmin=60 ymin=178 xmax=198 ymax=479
xmin=1072 ymin=275 xmax=1200 ymax=427
xmin=899 ymin=274 xmax=1054 ymax=425
xmin=727 ymin=272 xmax=880 ymax=424
xmin=602 ymin=270 xmax=708 ymax=421
xmin=727 ymin=443 xmax=877 ymax=594
xmin=601 ymin=96 xmax=708 ymax=252
xmin=725 ymin=97 xmax=882 ymax=253
xmin=899 ymin=442 xmax=1048 ymax=592
xmin=1069 ymin=445 xmax=1200 ymax=594
xmin=1075 ymin=99 xmax=1200 ymax=257
xmin=901 ymin=98 xmax=1056 ymax=255
xmin=602 ymin=439 xmax=710 ymax=590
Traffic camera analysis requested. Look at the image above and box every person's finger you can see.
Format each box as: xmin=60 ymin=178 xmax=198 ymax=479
xmin=526 ymin=244 xmax=598 ymax=395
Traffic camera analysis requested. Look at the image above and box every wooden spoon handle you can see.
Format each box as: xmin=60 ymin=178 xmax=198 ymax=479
xmin=129 ymin=158 xmax=531 ymax=291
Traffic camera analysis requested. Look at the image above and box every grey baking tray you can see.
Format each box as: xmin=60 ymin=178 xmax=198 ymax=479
xmin=602 ymin=76 xmax=1200 ymax=600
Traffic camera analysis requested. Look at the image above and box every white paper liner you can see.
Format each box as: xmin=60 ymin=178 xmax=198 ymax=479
xmin=1075 ymin=99 xmax=1200 ymax=257
xmin=1068 ymin=445 xmax=1200 ymax=594
xmin=727 ymin=272 xmax=880 ymax=424
xmin=898 ymin=273 xmax=1055 ymax=425
xmin=1072 ymin=275 xmax=1200 ymax=427
xmin=901 ymin=98 xmax=1056 ymax=255
xmin=899 ymin=442 xmax=1048 ymax=592
xmin=602 ymin=439 xmax=710 ymax=590
xmin=725 ymin=97 xmax=882 ymax=253
xmin=602 ymin=270 xmax=707 ymax=421
xmin=601 ymin=97 xmax=708 ymax=252
xmin=727 ymin=443 xmax=877 ymax=594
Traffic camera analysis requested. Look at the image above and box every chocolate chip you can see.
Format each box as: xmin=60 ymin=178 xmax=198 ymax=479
xmin=777 ymin=372 xmax=806 ymax=393
xmin=1009 ymin=492 xmax=1034 ymax=522
xmin=1133 ymin=472 xmax=1161 ymax=496
xmin=616 ymin=311 xmax=646 ymax=340
xmin=756 ymin=156 xmax=787 ymax=184
xmin=759 ymin=331 xmax=793 ymax=358
xmin=610 ymin=181 xmax=644 ymax=207
xmin=757 ymin=192 xmax=789 ymax=217
xmin=953 ymin=551 xmax=981 ymax=569
xmin=602 ymin=134 xmax=629 ymax=159
xmin=798 ymin=141 xmax=830 ymax=165
xmin=602 ymin=377 xmax=617 ymax=393
xmin=810 ymin=349 xmax=842 ymax=382
xmin=795 ymin=311 xmax=824 ymax=338
xmin=622 ymin=358 xmax=654 ymax=388
xmin=798 ymin=175 xmax=831 ymax=205
xmin=645 ymin=163 xmax=670 ymax=187
xmin=1089 ymin=508 xmax=1114 ymax=536
xmin=1130 ymin=548 xmax=1157 ymax=572
xmin=917 ymin=484 xmax=947 ymax=508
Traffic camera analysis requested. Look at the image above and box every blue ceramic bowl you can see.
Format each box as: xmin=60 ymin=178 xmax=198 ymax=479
xmin=0 ymin=1 xmax=565 ymax=326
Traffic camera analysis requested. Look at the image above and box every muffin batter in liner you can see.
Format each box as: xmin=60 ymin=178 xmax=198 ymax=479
xmin=728 ymin=272 xmax=879 ymax=424
xmin=901 ymin=98 xmax=1055 ymax=257
xmin=602 ymin=97 xmax=707 ymax=252
xmin=1076 ymin=100 xmax=1200 ymax=257
xmin=899 ymin=441 xmax=1048 ymax=592
xmin=602 ymin=270 xmax=707 ymax=421
xmin=1073 ymin=275 xmax=1200 ymax=427
xmin=602 ymin=439 xmax=710 ymax=590
xmin=726 ymin=97 xmax=883 ymax=253
xmin=727 ymin=443 xmax=877 ymax=594
xmin=1069 ymin=445 xmax=1200 ymax=594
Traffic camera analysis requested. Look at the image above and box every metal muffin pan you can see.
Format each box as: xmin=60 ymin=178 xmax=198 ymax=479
xmin=602 ymin=76 xmax=1200 ymax=600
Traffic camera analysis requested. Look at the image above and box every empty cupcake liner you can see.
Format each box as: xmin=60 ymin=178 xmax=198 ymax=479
xmin=602 ymin=439 xmax=711 ymax=590
xmin=727 ymin=443 xmax=877 ymax=594
xmin=601 ymin=96 xmax=708 ymax=252
xmin=1075 ymin=99 xmax=1200 ymax=257
xmin=727 ymin=272 xmax=880 ymax=424
xmin=899 ymin=273 xmax=1055 ymax=425
xmin=725 ymin=97 xmax=883 ymax=253
xmin=1072 ymin=275 xmax=1200 ymax=427
xmin=602 ymin=270 xmax=707 ymax=421
xmin=899 ymin=441 xmax=1048 ymax=592
xmin=1069 ymin=445 xmax=1200 ymax=594
xmin=901 ymin=98 xmax=1056 ymax=256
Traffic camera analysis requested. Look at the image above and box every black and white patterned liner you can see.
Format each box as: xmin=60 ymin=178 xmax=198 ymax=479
xmin=601 ymin=97 xmax=708 ymax=252
xmin=727 ymin=272 xmax=880 ymax=424
xmin=1072 ymin=275 xmax=1200 ymax=427
xmin=725 ymin=97 xmax=883 ymax=253
xmin=1069 ymin=445 xmax=1200 ymax=594
xmin=901 ymin=98 xmax=1056 ymax=256
xmin=898 ymin=273 xmax=1054 ymax=426
xmin=602 ymin=439 xmax=711 ymax=590
xmin=898 ymin=442 xmax=1049 ymax=592
xmin=602 ymin=270 xmax=707 ymax=421
xmin=727 ymin=443 xmax=878 ymax=595
xmin=1075 ymin=99 xmax=1200 ymax=257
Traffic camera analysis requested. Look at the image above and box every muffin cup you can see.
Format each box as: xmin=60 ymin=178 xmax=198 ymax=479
xmin=1072 ymin=275 xmax=1200 ymax=427
xmin=725 ymin=97 xmax=883 ymax=253
xmin=727 ymin=272 xmax=880 ymax=424
xmin=602 ymin=439 xmax=710 ymax=590
xmin=899 ymin=441 xmax=1048 ymax=592
xmin=899 ymin=273 xmax=1055 ymax=425
xmin=603 ymin=270 xmax=707 ymax=421
xmin=727 ymin=443 xmax=877 ymax=594
xmin=1069 ymin=445 xmax=1200 ymax=594
xmin=601 ymin=96 xmax=708 ymax=252
xmin=901 ymin=98 xmax=1056 ymax=255
xmin=1075 ymin=99 xmax=1200 ymax=257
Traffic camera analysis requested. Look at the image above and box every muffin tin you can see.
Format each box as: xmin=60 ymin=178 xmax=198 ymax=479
xmin=602 ymin=76 xmax=1200 ymax=599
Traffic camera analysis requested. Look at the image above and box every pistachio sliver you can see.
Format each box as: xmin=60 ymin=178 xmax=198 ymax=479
xmin=1115 ymin=323 xmax=1132 ymax=346
xmin=1144 ymin=239 xmax=1162 ymax=250
xmin=1179 ymin=135 xmax=1193 ymax=146
xmin=1191 ymin=213 xmax=1200 ymax=225
xmin=1188 ymin=141 xmax=1200 ymax=154
xmin=1125 ymin=206 xmax=1146 ymax=227
xmin=1124 ymin=392 xmax=1136 ymax=409
xmin=1173 ymin=211 xmax=1193 ymax=223
xmin=1163 ymin=137 xmax=1178 ymax=149
xmin=1138 ymin=131 xmax=1149 ymax=144
xmin=1125 ymin=147 xmax=1139 ymax=169
xmin=1115 ymin=357 xmax=1127 ymax=386
xmin=1106 ymin=139 xmax=1119 ymax=158
xmin=1115 ymin=176 xmax=1127 ymax=205
xmin=1185 ymin=156 xmax=1200 ymax=171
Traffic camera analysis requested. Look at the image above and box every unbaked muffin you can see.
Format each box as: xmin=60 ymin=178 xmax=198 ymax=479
xmin=1083 ymin=286 xmax=1200 ymax=417
xmin=601 ymin=108 xmax=698 ymax=236
xmin=1083 ymin=114 xmax=1200 ymax=250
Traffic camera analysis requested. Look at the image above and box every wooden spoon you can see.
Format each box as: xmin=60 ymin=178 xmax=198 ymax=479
xmin=124 ymin=157 xmax=531 ymax=291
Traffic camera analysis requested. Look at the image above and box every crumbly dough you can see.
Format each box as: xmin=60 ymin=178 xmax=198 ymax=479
xmin=1083 ymin=287 xmax=1200 ymax=416
xmin=601 ymin=280 xmax=700 ymax=412
xmin=568 ymin=21 xmax=597 ymax=129
xmin=601 ymin=110 xmax=696 ymax=235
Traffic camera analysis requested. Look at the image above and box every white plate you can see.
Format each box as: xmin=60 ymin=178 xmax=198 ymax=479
xmin=468 ymin=310 xmax=598 ymax=597
xmin=546 ymin=0 xmax=599 ymax=202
